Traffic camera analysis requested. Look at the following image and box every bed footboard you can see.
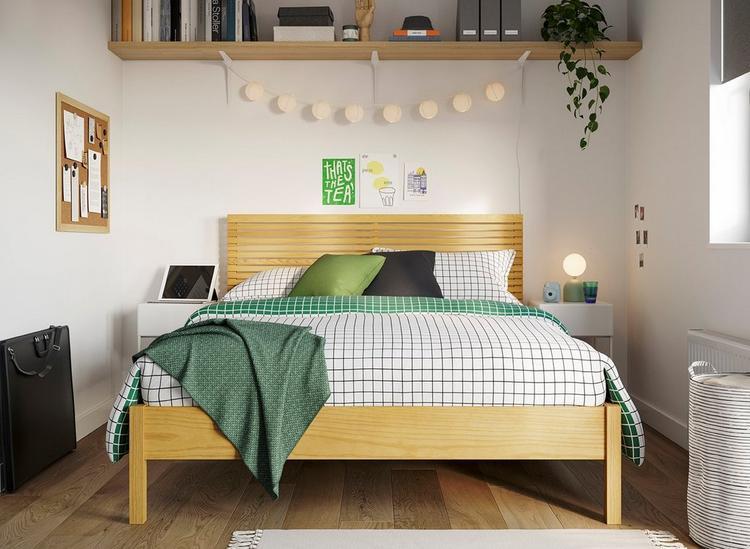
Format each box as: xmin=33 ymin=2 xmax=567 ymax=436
xmin=128 ymin=403 xmax=621 ymax=525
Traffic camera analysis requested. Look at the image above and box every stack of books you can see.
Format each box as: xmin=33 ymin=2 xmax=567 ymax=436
xmin=111 ymin=0 xmax=258 ymax=42
xmin=389 ymin=29 xmax=442 ymax=42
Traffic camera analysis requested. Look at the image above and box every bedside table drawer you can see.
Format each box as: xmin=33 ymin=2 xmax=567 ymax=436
xmin=137 ymin=303 xmax=206 ymax=338
xmin=529 ymin=301 xmax=613 ymax=337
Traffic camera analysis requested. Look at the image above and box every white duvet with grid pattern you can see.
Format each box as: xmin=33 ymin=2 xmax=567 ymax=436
xmin=138 ymin=311 xmax=607 ymax=408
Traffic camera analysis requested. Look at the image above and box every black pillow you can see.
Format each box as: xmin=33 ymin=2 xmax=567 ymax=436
xmin=363 ymin=251 xmax=443 ymax=298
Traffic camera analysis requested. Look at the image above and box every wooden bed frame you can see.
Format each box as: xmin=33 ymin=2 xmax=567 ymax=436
xmin=128 ymin=214 xmax=621 ymax=526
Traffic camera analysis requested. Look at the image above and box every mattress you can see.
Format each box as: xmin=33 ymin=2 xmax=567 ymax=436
xmin=107 ymin=297 xmax=644 ymax=464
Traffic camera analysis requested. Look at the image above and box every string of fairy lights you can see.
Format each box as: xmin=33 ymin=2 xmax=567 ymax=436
xmin=219 ymin=50 xmax=531 ymax=124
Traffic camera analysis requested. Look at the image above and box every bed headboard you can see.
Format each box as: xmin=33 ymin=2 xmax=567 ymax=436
xmin=227 ymin=214 xmax=524 ymax=300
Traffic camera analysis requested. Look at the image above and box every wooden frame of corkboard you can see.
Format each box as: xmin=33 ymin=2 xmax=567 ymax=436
xmin=55 ymin=92 xmax=110 ymax=233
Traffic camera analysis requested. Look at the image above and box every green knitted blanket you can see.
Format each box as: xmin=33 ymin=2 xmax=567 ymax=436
xmin=134 ymin=319 xmax=330 ymax=498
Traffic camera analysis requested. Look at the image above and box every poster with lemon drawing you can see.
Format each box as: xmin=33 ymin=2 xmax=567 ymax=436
xmin=359 ymin=153 xmax=399 ymax=209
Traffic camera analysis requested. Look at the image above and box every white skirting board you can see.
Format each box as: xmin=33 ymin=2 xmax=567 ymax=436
xmin=632 ymin=394 xmax=687 ymax=449
xmin=75 ymin=398 xmax=113 ymax=440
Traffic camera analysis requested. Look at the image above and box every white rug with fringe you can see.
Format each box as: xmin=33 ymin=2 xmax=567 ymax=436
xmin=227 ymin=529 xmax=686 ymax=548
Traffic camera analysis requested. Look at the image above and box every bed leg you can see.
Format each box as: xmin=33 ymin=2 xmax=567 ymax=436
xmin=129 ymin=405 xmax=148 ymax=525
xmin=604 ymin=403 xmax=622 ymax=525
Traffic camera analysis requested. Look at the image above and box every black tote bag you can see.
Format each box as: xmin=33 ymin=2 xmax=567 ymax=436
xmin=0 ymin=325 xmax=76 ymax=492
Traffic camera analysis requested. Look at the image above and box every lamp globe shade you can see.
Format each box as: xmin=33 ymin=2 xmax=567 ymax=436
xmin=562 ymin=253 xmax=587 ymax=302
xmin=563 ymin=253 xmax=587 ymax=278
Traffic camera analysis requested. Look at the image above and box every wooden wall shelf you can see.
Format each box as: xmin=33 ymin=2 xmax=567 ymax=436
xmin=108 ymin=40 xmax=642 ymax=61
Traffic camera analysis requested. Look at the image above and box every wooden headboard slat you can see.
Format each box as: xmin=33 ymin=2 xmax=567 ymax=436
xmin=226 ymin=214 xmax=523 ymax=300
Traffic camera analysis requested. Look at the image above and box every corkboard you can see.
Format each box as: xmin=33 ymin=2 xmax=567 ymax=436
xmin=55 ymin=93 xmax=110 ymax=233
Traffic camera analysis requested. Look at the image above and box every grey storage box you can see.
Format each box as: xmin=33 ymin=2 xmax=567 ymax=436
xmin=480 ymin=0 xmax=501 ymax=41
xmin=456 ymin=0 xmax=479 ymax=41
xmin=277 ymin=6 xmax=334 ymax=27
xmin=501 ymin=0 xmax=521 ymax=41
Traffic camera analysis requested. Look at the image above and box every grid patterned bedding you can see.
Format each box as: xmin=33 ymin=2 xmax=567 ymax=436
xmin=107 ymin=297 xmax=644 ymax=465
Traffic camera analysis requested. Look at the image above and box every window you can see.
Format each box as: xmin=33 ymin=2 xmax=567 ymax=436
xmin=710 ymin=0 xmax=750 ymax=244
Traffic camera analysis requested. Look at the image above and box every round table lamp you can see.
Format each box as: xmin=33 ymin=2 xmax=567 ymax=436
xmin=562 ymin=253 xmax=587 ymax=302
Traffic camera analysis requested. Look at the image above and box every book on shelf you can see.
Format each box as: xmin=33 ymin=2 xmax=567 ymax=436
xmin=143 ymin=0 xmax=152 ymax=40
xmin=133 ymin=0 xmax=143 ymax=41
xmin=112 ymin=0 xmax=122 ymax=40
xmin=180 ymin=0 xmax=189 ymax=41
xmin=242 ymin=0 xmax=258 ymax=41
xmin=151 ymin=0 xmax=160 ymax=41
xmin=112 ymin=0 xmax=256 ymax=41
xmin=169 ymin=0 xmax=180 ymax=40
xmin=210 ymin=0 xmax=221 ymax=41
xmin=236 ymin=0 xmax=243 ymax=42
xmin=122 ymin=0 xmax=132 ymax=40
xmin=194 ymin=0 xmax=204 ymax=41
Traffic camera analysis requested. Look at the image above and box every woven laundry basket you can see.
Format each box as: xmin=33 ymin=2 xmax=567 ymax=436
xmin=688 ymin=360 xmax=750 ymax=549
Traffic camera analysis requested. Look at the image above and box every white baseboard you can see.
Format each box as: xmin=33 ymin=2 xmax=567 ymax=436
xmin=632 ymin=394 xmax=688 ymax=449
xmin=75 ymin=398 xmax=112 ymax=440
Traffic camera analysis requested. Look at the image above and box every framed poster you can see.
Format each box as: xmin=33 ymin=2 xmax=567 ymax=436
xmin=404 ymin=162 xmax=429 ymax=200
xmin=322 ymin=158 xmax=356 ymax=206
xmin=359 ymin=153 xmax=399 ymax=208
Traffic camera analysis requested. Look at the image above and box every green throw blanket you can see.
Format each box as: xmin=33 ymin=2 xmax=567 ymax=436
xmin=134 ymin=319 xmax=330 ymax=498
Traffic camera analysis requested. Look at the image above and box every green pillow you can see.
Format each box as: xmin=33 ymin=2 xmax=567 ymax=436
xmin=289 ymin=254 xmax=386 ymax=297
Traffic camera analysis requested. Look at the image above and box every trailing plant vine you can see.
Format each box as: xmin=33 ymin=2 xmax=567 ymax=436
xmin=541 ymin=0 xmax=612 ymax=150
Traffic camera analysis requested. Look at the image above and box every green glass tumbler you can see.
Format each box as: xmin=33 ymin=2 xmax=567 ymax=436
xmin=583 ymin=281 xmax=598 ymax=304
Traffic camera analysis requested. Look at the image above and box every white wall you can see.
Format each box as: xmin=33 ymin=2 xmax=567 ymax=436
xmin=627 ymin=0 xmax=750 ymax=447
xmin=0 ymin=0 xmax=123 ymax=438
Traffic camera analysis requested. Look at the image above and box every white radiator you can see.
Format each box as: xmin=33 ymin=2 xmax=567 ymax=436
xmin=688 ymin=329 xmax=750 ymax=374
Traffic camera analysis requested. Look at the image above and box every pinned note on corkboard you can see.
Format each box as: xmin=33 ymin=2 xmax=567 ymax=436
xmin=56 ymin=92 xmax=110 ymax=233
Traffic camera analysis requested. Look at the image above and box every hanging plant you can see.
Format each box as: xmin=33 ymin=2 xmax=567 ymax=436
xmin=541 ymin=0 xmax=612 ymax=150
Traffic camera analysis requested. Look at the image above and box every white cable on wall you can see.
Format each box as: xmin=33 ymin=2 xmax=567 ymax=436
xmin=515 ymin=50 xmax=530 ymax=215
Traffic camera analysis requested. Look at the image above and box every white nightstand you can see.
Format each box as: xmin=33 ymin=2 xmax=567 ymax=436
xmin=528 ymin=300 xmax=614 ymax=357
xmin=136 ymin=302 xmax=210 ymax=350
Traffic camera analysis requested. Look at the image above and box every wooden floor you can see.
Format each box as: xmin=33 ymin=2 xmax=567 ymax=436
xmin=0 ymin=424 xmax=695 ymax=548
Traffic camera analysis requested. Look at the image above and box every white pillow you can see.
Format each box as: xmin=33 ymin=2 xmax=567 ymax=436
xmin=372 ymin=249 xmax=516 ymax=302
xmin=222 ymin=267 xmax=306 ymax=301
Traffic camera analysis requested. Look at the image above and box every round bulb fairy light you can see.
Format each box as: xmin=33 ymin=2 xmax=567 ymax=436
xmin=243 ymin=81 xmax=265 ymax=101
xmin=344 ymin=104 xmax=364 ymax=123
xmin=485 ymin=81 xmax=506 ymax=102
xmin=382 ymin=104 xmax=402 ymax=124
xmin=276 ymin=94 xmax=297 ymax=113
xmin=311 ymin=101 xmax=332 ymax=120
xmin=418 ymin=99 xmax=439 ymax=120
xmin=452 ymin=93 xmax=473 ymax=113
